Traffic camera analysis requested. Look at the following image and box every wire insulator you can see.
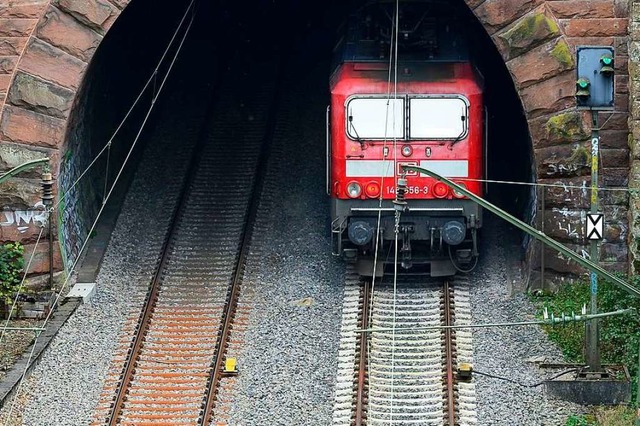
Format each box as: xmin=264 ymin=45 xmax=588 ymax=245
xmin=393 ymin=175 xmax=408 ymax=212
xmin=41 ymin=172 xmax=54 ymax=207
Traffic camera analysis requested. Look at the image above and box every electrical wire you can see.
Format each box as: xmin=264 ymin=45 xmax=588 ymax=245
xmin=0 ymin=225 xmax=45 ymax=345
xmin=53 ymin=0 xmax=198 ymax=212
xmin=3 ymin=4 xmax=197 ymax=423
xmin=471 ymin=368 xmax=579 ymax=388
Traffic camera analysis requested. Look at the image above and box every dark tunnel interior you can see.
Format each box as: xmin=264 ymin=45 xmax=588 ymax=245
xmin=60 ymin=0 xmax=533 ymax=265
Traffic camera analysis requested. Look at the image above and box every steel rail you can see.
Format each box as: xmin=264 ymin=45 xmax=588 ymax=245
xmin=107 ymin=75 xmax=222 ymax=426
xmin=354 ymin=280 xmax=371 ymax=426
xmin=442 ymin=281 xmax=457 ymax=425
xmin=199 ymin=58 xmax=285 ymax=425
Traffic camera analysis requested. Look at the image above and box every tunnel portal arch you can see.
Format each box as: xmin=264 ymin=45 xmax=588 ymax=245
xmin=0 ymin=0 xmax=633 ymax=282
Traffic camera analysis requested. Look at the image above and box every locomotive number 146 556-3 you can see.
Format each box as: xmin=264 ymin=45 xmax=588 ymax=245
xmin=385 ymin=185 xmax=429 ymax=195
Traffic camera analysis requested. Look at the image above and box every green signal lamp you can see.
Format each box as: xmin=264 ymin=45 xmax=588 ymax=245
xmin=576 ymin=77 xmax=591 ymax=100
xmin=600 ymin=54 xmax=614 ymax=76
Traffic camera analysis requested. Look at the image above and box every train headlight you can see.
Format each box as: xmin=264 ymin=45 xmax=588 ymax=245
xmin=453 ymin=182 xmax=467 ymax=198
xmin=401 ymin=145 xmax=413 ymax=157
xmin=443 ymin=220 xmax=466 ymax=246
xmin=347 ymin=182 xmax=362 ymax=198
xmin=365 ymin=181 xmax=381 ymax=198
xmin=433 ymin=182 xmax=449 ymax=198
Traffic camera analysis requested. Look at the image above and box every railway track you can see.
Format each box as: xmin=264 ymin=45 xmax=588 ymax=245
xmin=333 ymin=273 xmax=477 ymax=425
xmin=92 ymin=57 xmax=281 ymax=425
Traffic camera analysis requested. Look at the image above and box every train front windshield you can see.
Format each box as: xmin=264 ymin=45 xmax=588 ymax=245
xmin=346 ymin=96 xmax=468 ymax=141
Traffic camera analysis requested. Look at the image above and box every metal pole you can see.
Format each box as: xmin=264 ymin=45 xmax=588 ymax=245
xmin=41 ymin=173 xmax=54 ymax=289
xmin=540 ymin=185 xmax=545 ymax=292
xmin=586 ymin=110 xmax=601 ymax=373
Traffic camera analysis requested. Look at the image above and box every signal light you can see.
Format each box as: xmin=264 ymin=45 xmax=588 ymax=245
xmin=433 ymin=182 xmax=449 ymax=198
xmin=576 ymin=77 xmax=591 ymax=101
xmin=600 ymin=54 xmax=614 ymax=76
xmin=364 ymin=181 xmax=381 ymax=198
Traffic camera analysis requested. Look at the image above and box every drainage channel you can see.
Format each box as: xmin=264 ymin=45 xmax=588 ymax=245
xmin=92 ymin=55 xmax=282 ymax=425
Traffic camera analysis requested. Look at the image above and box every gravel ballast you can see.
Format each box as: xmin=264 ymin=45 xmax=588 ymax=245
xmin=470 ymin=215 xmax=587 ymax=425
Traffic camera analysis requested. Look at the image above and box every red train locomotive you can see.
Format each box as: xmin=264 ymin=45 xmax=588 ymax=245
xmin=328 ymin=1 xmax=484 ymax=276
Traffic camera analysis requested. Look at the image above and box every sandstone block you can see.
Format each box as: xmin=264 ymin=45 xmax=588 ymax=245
xmin=542 ymin=207 xmax=585 ymax=243
xmin=615 ymin=75 xmax=629 ymax=94
xmin=0 ymin=177 xmax=41 ymax=209
xmin=520 ymin=71 xmax=575 ymax=119
xmin=547 ymin=0 xmax=614 ymax=19
xmin=18 ymin=37 xmax=86 ymax=90
xmin=599 ymin=112 xmax=628 ymax=131
xmin=537 ymin=143 xmax=591 ymax=178
xmin=507 ymin=38 xmax=573 ymax=89
xmin=54 ymin=0 xmax=118 ymax=33
xmin=0 ymin=74 xmax=11 ymax=92
xmin=539 ymin=176 xmax=590 ymax=209
xmin=0 ymin=141 xmax=51 ymax=176
xmin=494 ymin=8 xmax=560 ymax=60
xmin=0 ymin=57 xmax=17 ymax=74
xmin=0 ymin=37 xmax=27 ymax=56
xmin=601 ymin=242 xmax=628 ymax=263
xmin=36 ymin=6 xmax=102 ymax=62
xmin=601 ymin=186 xmax=629 ymax=206
xmin=22 ymin=241 xmax=63 ymax=275
xmin=466 ymin=0 xmax=486 ymax=9
xmin=0 ymin=2 xmax=48 ymax=19
xmin=600 ymin=129 xmax=631 ymax=149
xmin=614 ymin=0 xmax=630 ymax=18
xmin=567 ymin=36 xmax=614 ymax=49
xmin=561 ymin=18 xmax=628 ymax=37
xmin=0 ymin=104 xmax=65 ymax=148
xmin=601 ymin=167 xmax=629 ymax=186
xmin=614 ymin=36 xmax=628 ymax=56
xmin=7 ymin=71 xmax=74 ymax=119
xmin=0 ymin=18 xmax=37 ymax=37
xmin=529 ymin=110 xmax=589 ymax=149
xmin=601 ymin=148 xmax=629 ymax=167
xmin=473 ymin=0 xmax=543 ymax=35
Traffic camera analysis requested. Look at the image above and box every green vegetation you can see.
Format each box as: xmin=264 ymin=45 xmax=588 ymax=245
xmin=565 ymin=414 xmax=596 ymax=426
xmin=532 ymin=277 xmax=640 ymax=425
xmin=0 ymin=242 xmax=25 ymax=317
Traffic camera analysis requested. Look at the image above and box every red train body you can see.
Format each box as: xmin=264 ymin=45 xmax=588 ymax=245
xmin=328 ymin=2 xmax=485 ymax=276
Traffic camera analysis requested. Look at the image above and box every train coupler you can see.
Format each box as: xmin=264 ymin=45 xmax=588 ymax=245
xmin=400 ymin=225 xmax=413 ymax=269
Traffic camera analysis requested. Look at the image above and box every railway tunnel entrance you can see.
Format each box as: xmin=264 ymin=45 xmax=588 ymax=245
xmin=1 ymin=0 xmax=623 ymax=285
xmin=56 ymin=0 xmax=534 ymax=279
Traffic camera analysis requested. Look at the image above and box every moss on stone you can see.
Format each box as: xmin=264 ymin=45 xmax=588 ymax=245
xmin=550 ymin=39 xmax=573 ymax=69
xmin=545 ymin=112 xmax=587 ymax=141
xmin=567 ymin=144 xmax=590 ymax=166
xmin=500 ymin=11 xmax=560 ymax=57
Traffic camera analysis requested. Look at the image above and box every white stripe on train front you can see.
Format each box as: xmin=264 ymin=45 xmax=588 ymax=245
xmin=345 ymin=160 xmax=394 ymax=177
xmin=344 ymin=159 xmax=468 ymax=177
xmin=419 ymin=160 xmax=468 ymax=177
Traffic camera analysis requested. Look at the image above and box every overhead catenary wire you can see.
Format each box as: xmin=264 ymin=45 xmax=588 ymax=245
xmin=3 ymin=3 xmax=197 ymax=423
xmin=52 ymin=0 xmax=198 ymax=213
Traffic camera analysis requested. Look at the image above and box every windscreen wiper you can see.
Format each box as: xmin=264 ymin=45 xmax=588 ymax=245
xmin=348 ymin=115 xmax=366 ymax=150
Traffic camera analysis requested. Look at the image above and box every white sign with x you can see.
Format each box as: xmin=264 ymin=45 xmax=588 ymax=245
xmin=586 ymin=213 xmax=604 ymax=241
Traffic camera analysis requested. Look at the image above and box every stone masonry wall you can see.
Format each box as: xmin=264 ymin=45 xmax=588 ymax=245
xmin=0 ymin=0 xmax=635 ymax=279
xmin=630 ymin=0 xmax=640 ymax=275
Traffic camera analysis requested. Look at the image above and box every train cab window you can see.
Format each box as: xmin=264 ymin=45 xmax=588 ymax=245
xmin=409 ymin=97 xmax=468 ymax=139
xmin=346 ymin=98 xmax=404 ymax=140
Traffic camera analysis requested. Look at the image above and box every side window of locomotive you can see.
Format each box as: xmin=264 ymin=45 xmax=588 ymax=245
xmin=346 ymin=98 xmax=404 ymax=140
xmin=409 ymin=98 xmax=468 ymax=139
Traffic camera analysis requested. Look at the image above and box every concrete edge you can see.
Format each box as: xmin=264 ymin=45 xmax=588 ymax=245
xmin=0 ymin=298 xmax=81 ymax=410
